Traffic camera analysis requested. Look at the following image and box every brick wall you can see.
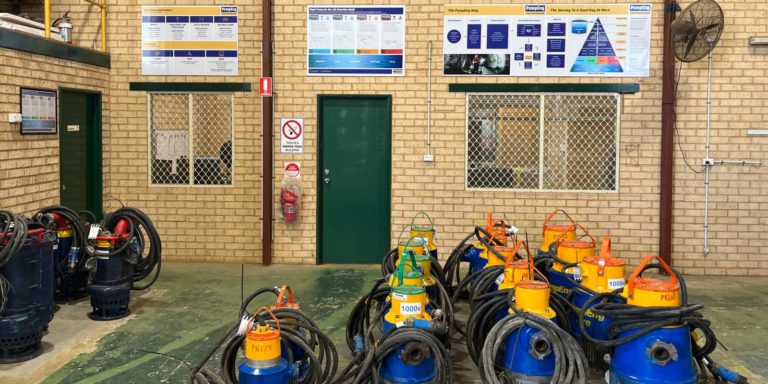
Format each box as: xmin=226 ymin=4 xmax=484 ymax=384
xmin=268 ymin=0 xmax=768 ymax=275
xmin=3 ymin=0 xmax=765 ymax=274
xmin=0 ymin=48 xmax=109 ymax=215
xmin=101 ymin=0 xmax=263 ymax=263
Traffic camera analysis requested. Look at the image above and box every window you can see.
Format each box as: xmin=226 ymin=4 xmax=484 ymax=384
xmin=148 ymin=93 xmax=234 ymax=186
xmin=466 ymin=93 xmax=619 ymax=192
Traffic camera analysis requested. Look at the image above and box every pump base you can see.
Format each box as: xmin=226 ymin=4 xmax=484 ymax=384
xmin=500 ymin=370 xmax=552 ymax=384
xmin=87 ymin=282 xmax=131 ymax=321
xmin=0 ymin=329 xmax=43 ymax=364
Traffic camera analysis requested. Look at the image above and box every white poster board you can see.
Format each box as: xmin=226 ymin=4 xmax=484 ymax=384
xmin=443 ymin=4 xmax=651 ymax=77
xmin=307 ymin=6 xmax=406 ymax=76
xmin=142 ymin=6 xmax=239 ymax=76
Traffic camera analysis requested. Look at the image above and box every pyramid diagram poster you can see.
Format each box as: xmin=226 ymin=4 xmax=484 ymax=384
xmin=443 ymin=4 xmax=651 ymax=77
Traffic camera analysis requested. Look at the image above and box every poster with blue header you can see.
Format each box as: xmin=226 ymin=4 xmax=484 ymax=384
xmin=307 ymin=6 xmax=406 ymax=76
xmin=443 ymin=4 xmax=652 ymax=77
xmin=142 ymin=6 xmax=239 ymax=76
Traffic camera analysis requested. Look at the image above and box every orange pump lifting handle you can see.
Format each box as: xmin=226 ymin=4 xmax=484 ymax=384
xmin=252 ymin=306 xmax=281 ymax=331
xmin=626 ymin=255 xmax=678 ymax=298
xmin=553 ymin=223 xmax=596 ymax=247
xmin=542 ymin=209 xmax=575 ymax=233
xmin=505 ymin=239 xmax=549 ymax=286
xmin=597 ymin=237 xmax=612 ymax=275
xmin=276 ymin=285 xmax=294 ymax=306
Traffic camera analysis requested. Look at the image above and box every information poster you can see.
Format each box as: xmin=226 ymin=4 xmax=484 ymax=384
xmin=142 ymin=6 xmax=239 ymax=76
xmin=20 ymin=88 xmax=57 ymax=134
xmin=307 ymin=6 xmax=406 ymax=76
xmin=443 ymin=4 xmax=651 ymax=77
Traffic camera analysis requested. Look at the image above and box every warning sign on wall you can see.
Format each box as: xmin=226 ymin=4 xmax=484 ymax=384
xmin=280 ymin=118 xmax=304 ymax=154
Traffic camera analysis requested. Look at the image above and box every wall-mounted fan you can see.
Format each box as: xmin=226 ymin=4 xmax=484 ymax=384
xmin=671 ymin=0 xmax=724 ymax=62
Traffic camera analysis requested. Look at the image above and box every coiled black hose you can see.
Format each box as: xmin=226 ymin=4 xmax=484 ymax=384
xmin=0 ymin=210 xmax=28 ymax=314
xmin=443 ymin=235 xmax=473 ymax=296
xmin=191 ymin=287 xmax=338 ymax=384
xmin=335 ymin=327 xmax=454 ymax=384
xmin=34 ymin=205 xmax=89 ymax=273
xmin=103 ymin=207 xmax=162 ymax=290
xmin=482 ymin=305 xmax=588 ymax=384
xmin=0 ymin=210 xmax=27 ymax=269
xmin=190 ymin=287 xmax=279 ymax=383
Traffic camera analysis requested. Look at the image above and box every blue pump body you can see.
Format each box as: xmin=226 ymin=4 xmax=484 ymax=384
xmin=609 ymin=326 xmax=697 ymax=384
xmin=501 ymin=318 xmax=557 ymax=383
xmin=238 ymin=358 xmax=294 ymax=384
xmin=380 ymin=319 xmax=437 ymax=384
xmin=87 ymin=243 xmax=134 ymax=321
xmin=0 ymin=230 xmax=55 ymax=363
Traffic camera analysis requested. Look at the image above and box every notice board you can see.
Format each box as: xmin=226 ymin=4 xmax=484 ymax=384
xmin=307 ymin=6 xmax=406 ymax=76
xmin=20 ymin=88 xmax=57 ymax=134
xmin=142 ymin=6 xmax=239 ymax=76
xmin=443 ymin=4 xmax=652 ymax=77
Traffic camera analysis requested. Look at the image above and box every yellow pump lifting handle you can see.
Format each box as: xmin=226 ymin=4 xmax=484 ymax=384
xmin=627 ymin=255 xmax=678 ymax=298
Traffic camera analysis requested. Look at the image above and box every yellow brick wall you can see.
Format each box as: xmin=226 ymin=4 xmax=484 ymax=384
xmin=269 ymin=0 xmax=768 ymax=275
xmin=0 ymin=48 xmax=109 ymax=215
xmin=5 ymin=0 xmax=765 ymax=274
xmin=101 ymin=0 xmax=262 ymax=263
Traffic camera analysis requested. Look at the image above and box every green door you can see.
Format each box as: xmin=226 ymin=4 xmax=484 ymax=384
xmin=59 ymin=89 xmax=102 ymax=217
xmin=318 ymin=95 xmax=391 ymax=263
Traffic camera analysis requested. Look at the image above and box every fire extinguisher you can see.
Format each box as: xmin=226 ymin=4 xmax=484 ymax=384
xmin=280 ymin=174 xmax=301 ymax=222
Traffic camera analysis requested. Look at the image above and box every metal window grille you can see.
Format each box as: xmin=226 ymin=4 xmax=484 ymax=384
xmin=466 ymin=93 xmax=620 ymax=192
xmin=148 ymin=93 xmax=234 ymax=186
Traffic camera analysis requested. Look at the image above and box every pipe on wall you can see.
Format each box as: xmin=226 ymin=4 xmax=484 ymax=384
xmin=659 ymin=0 xmax=677 ymax=265
xmin=262 ymin=0 xmax=273 ymax=265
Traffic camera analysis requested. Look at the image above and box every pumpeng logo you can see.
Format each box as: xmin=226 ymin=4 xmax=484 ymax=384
xmin=221 ymin=6 xmax=238 ymax=14
xmin=525 ymin=5 xmax=546 ymax=14
xmin=630 ymin=4 xmax=652 ymax=12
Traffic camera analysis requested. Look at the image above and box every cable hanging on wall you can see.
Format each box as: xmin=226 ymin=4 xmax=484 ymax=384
xmin=671 ymin=0 xmax=762 ymax=255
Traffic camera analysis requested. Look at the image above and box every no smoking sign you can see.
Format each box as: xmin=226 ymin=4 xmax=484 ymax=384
xmin=280 ymin=118 xmax=304 ymax=154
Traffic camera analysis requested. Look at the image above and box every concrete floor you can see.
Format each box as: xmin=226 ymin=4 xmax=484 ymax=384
xmin=0 ymin=262 xmax=765 ymax=383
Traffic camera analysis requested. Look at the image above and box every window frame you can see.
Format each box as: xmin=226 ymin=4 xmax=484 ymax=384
xmin=146 ymin=92 xmax=235 ymax=188
xmin=464 ymin=92 xmax=621 ymax=193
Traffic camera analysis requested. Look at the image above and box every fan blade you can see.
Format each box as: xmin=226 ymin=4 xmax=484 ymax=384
xmin=684 ymin=33 xmax=698 ymax=59
xmin=700 ymin=22 xmax=721 ymax=31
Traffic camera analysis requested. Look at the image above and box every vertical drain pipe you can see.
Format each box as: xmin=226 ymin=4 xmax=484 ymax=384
xmin=659 ymin=0 xmax=677 ymax=266
xmin=262 ymin=0 xmax=274 ymax=265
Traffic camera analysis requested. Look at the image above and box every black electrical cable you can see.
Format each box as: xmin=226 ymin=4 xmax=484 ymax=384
xmin=576 ymin=262 xmax=719 ymax=375
xmin=337 ymin=327 xmax=454 ymax=384
xmin=189 ymin=288 xmax=279 ymax=383
xmin=443 ymin=232 xmax=474 ymax=296
xmin=0 ymin=210 xmax=28 ymax=315
xmin=192 ymin=287 xmax=338 ymax=384
xmin=481 ymin=305 xmax=588 ymax=384
xmin=34 ymin=206 xmax=89 ymax=276
xmin=102 ymin=207 xmax=162 ymax=290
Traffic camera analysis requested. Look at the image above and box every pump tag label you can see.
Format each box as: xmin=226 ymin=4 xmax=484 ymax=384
xmin=400 ymin=302 xmax=422 ymax=315
xmin=495 ymin=273 xmax=505 ymax=285
xmin=608 ymin=278 xmax=625 ymax=290
xmin=392 ymin=292 xmax=407 ymax=301
xmin=88 ymin=224 xmax=101 ymax=240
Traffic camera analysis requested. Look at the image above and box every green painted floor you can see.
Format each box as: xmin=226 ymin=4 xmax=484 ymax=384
xmin=13 ymin=263 xmax=768 ymax=383
xmin=41 ymin=263 xmax=381 ymax=384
